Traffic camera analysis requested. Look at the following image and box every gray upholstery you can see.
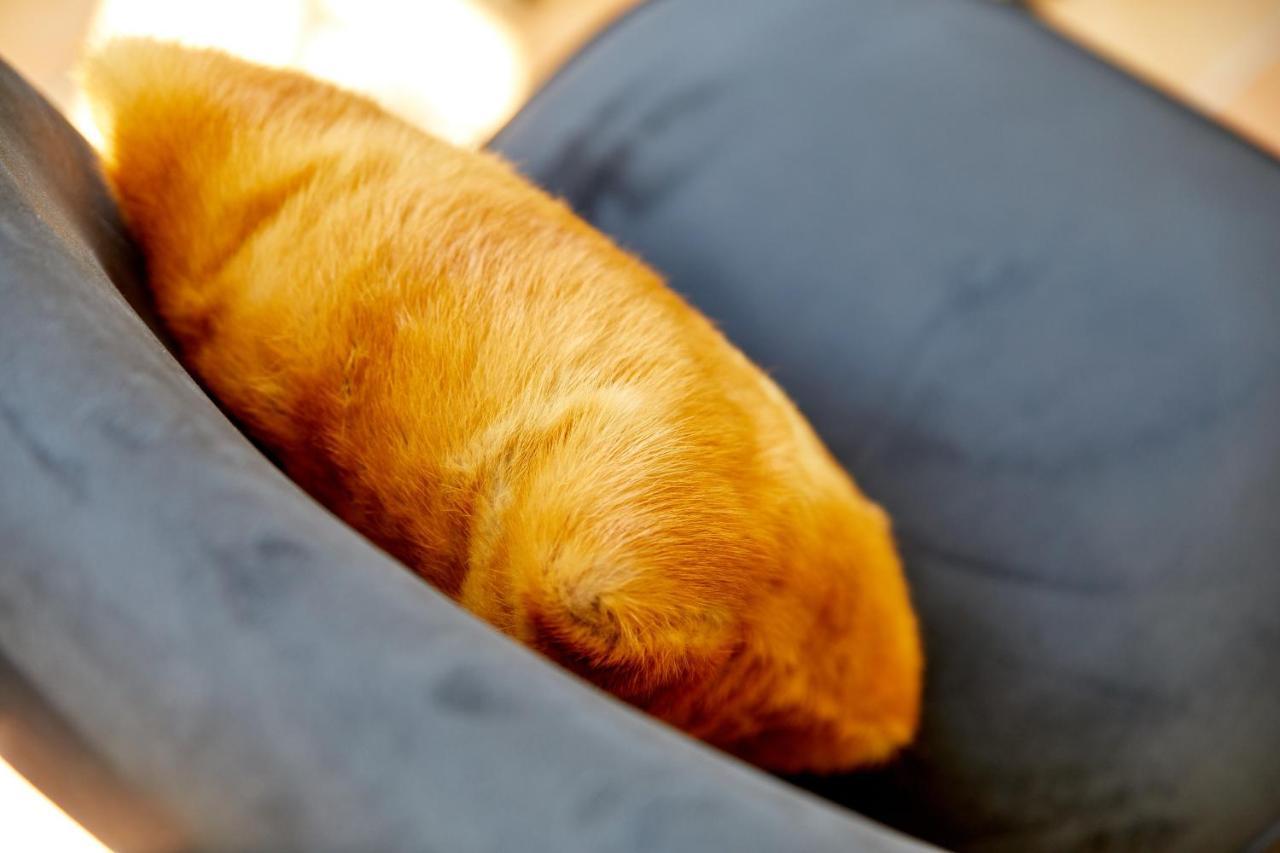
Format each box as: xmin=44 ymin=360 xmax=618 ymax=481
xmin=490 ymin=0 xmax=1280 ymax=850
xmin=5 ymin=0 xmax=1280 ymax=847
xmin=0 ymin=58 xmax=933 ymax=853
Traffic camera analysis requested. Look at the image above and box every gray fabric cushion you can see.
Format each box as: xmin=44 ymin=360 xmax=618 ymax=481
xmin=0 ymin=59 xmax=934 ymax=852
xmin=491 ymin=0 xmax=1280 ymax=850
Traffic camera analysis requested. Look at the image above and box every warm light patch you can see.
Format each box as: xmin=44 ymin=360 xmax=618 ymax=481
xmin=0 ymin=756 xmax=111 ymax=852
xmin=88 ymin=0 xmax=307 ymax=66
xmin=76 ymin=0 xmax=528 ymax=146
xmin=301 ymin=0 xmax=526 ymax=145
xmin=70 ymin=94 xmax=105 ymax=151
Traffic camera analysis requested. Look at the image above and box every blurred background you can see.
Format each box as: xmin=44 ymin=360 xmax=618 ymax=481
xmin=0 ymin=0 xmax=641 ymax=147
xmin=0 ymin=0 xmax=1276 ymax=848
xmin=0 ymin=0 xmax=1278 ymax=152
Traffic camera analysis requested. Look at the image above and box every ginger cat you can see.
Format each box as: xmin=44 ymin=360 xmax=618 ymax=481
xmin=81 ymin=40 xmax=921 ymax=773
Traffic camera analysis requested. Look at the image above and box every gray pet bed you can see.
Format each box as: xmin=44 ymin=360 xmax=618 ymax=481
xmin=2 ymin=0 xmax=1279 ymax=850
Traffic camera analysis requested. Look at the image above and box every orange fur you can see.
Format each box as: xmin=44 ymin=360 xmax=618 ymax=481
xmin=81 ymin=40 xmax=922 ymax=773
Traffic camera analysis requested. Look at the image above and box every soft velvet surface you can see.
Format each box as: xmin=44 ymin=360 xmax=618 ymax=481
xmin=492 ymin=0 xmax=1280 ymax=850
xmin=0 ymin=57 xmax=934 ymax=853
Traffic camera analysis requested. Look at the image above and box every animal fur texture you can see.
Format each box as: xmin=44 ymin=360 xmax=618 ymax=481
xmin=82 ymin=40 xmax=922 ymax=773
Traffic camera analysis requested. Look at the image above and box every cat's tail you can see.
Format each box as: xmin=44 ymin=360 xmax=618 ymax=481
xmin=79 ymin=38 xmax=395 ymax=288
xmin=80 ymin=38 xmax=386 ymax=166
xmin=81 ymin=39 xmax=262 ymax=277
